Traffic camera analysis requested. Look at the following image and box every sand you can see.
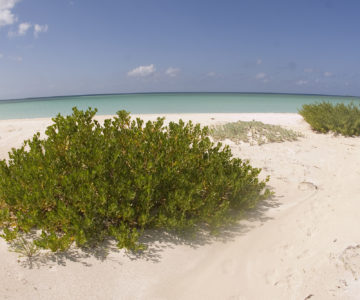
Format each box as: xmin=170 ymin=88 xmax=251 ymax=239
xmin=1 ymin=113 xmax=360 ymax=300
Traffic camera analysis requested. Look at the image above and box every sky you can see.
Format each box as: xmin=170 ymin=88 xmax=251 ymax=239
xmin=0 ymin=0 xmax=360 ymax=100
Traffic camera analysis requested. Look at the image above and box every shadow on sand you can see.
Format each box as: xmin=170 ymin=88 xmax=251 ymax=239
xmin=11 ymin=189 xmax=280 ymax=269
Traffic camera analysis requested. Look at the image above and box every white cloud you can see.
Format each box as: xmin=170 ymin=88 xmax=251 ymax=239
xmin=127 ymin=64 xmax=156 ymax=77
xmin=0 ymin=0 xmax=19 ymax=27
xmin=0 ymin=0 xmax=18 ymax=10
xmin=0 ymin=53 xmax=3 ymax=58
xmin=324 ymin=71 xmax=333 ymax=77
xmin=8 ymin=22 xmax=31 ymax=37
xmin=256 ymin=58 xmax=262 ymax=65
xmin=18 ymin=22 xmax=30 ymax=35
xmin=8 ymin=22 xmax=48 ymax=38
xmin=0 ymin=1 xmax=48 ymax=38
xmin=255 ymin=72 xmax=266 ymax=79
xmin=296 ymin=80 xmax=308 ymax=86
xmin=34 ymin=24 xmax=48 ymax=37
xmin=0 ymin=8 xmax=16 ymax=26
xmin=304 ymin=68 xmax=313 ymax=73
xmin=165 ymin=67 xmax=180 ymax=77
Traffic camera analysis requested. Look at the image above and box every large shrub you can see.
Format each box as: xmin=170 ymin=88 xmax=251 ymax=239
xmin=299 ymin=101 xmax=360 ymax=136
xmin=0 ymin=108 xmax=270 ymax=251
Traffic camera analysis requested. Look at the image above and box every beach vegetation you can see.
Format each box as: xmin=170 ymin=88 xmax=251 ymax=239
xmin=299 ymin=101 xmax=360 ymax=136
xmin=9 ymin=236 xmax=41 ymax=268
xmin=210 ymin=120 xmax=302 ymax=145
xmin=0 ymin=108 xmax=270 ymax=252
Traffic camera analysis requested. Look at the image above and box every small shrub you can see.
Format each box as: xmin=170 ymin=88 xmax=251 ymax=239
xmin=0 ymin=108 xmax=270 ymax=252
xmin=211 ymin=120 xmax=302 ymax=145
xmin=9 ymin=236 xmax=40 ymax=258
xmin=299 ymin=101 xmax=360 ymax=136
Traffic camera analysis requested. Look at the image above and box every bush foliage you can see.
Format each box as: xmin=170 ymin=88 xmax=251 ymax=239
xmin=299 ymin=101 xmax=360 ymax=136
xmin=211 ymin=120 xmax=302 ymax=145
xmin=0 ymin=108 xmax=270 ymax=251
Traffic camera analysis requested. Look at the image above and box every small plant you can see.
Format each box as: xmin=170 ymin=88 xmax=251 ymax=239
xmin=299 ymin=101 xmax=360 ymax=136
xmin=8 ymin=235 xmax=41 ymax=268
xmin=9 ymin=236 xmax=40 ymax=258
xmin=0 ymin=108 xmax=270 ymax=252
xmin=210 ymin=120 xmax=302 ymax=145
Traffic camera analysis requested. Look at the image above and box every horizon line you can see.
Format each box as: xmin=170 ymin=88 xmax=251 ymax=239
xmin=1 ymin=91 xmax=360 ymax=104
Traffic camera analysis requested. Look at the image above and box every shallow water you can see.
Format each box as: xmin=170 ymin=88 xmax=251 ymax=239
xmin=0 ymin=93 xmax=359 ymax=120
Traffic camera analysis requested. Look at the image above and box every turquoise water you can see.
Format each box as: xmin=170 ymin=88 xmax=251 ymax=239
xmin=0 ymin=93 xmax=359 ymax=120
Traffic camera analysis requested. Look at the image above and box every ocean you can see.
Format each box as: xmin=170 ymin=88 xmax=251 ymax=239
xmin=0 ymin=93 xmax=359 ymax=120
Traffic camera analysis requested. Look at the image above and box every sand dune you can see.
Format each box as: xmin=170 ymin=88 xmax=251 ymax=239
xmin=1 ymin=113 xmax=360 ymax=300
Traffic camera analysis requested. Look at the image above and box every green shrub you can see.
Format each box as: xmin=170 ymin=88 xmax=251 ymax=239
xmin=211 ymin=120 xmax=302 ymax=145
xmin=0 ymin=108 xmax=270 ymax=252
xmin=299 ymin=101 xmax=360 ymax=136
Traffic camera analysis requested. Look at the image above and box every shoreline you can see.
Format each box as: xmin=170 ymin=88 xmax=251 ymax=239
xmin=1 ymin=113 xmax=360 ymax=299
xmin=1 ymin=92 xmax=359 ymax=121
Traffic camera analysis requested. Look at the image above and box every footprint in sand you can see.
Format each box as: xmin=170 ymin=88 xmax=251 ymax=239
xmin=339 ymin=245 xmax=360 ymax=280
xmin=298 ymin=181 xmax=318 ymax=191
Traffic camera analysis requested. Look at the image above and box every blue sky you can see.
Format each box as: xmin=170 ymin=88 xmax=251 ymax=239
xmin=0 ymin=0 xmax=360 ymax=100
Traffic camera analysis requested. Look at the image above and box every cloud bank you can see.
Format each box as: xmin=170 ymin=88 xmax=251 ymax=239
xmin=128 ymin=64 xmax=156 ymax=77
xmin=0 ymin=0 xmax=19 ymax=27
xmin=34 ymin=24 xmax=48 ymax=37
xmin=8 ymin=21 xmax=30 ymax=36
xmin=165 ymin=67 xmax=180 ymax=77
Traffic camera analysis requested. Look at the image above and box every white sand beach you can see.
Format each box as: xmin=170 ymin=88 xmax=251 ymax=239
xmin=1 ymin=113 xmax=360 ymax=300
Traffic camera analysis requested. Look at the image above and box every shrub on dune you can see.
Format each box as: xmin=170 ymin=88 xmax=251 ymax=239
xmin=299 ymin=101 xmax=360 ymax=136
xmin=211 ymin=120 xmax=302 ymax=145
xmin=0 ymin=108 xmax=270 ymax=252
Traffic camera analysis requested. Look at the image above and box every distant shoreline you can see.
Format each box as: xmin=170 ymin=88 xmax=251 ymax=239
xmin=1 ymin=91 xmax=359 ymax=103
xmin=1 ymin=93 xmax=359 ymax=120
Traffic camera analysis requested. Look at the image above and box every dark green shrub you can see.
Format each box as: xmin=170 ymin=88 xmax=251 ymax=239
xmin=0 ymin=108 xmax=270 ymax=251
xmin=299 ymin=101 xmax=360 ymax=136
